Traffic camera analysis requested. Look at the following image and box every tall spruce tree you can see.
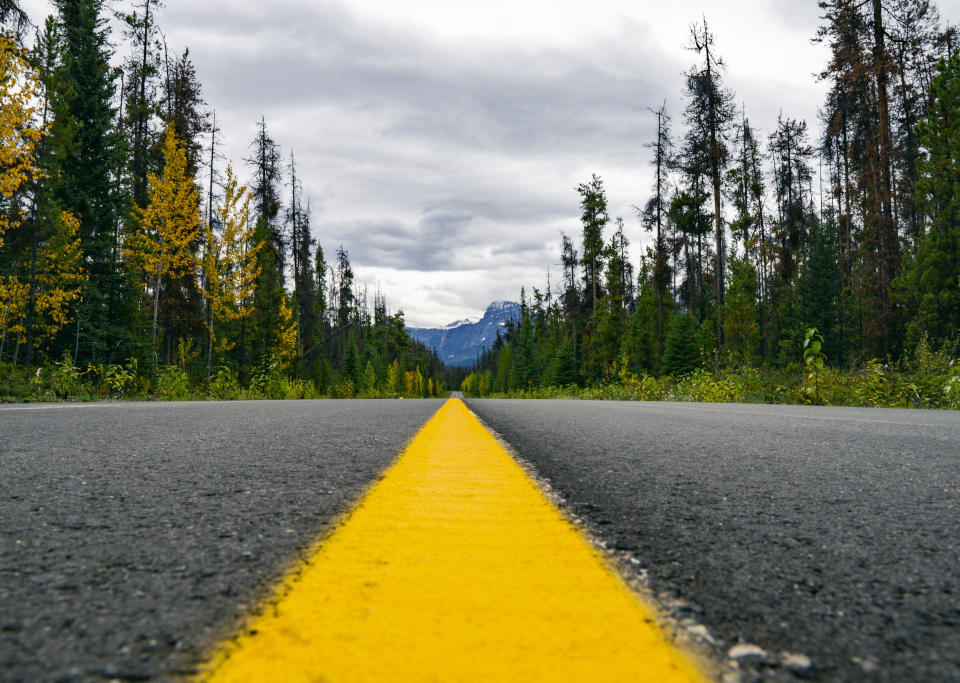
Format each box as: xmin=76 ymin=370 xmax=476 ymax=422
xmin=510 ymin=310 xmax=538 ymax=390
xmin=896 ymin=51 xmax=960 ymax=343
xmin=683 ymin=19 xmax=736 ymax=349
xmin=662 ymin=312 xmax=701 ymax=376
xmin=640 ymin=103 xmax=674 ymax=356
xmin=246 ymin=117 xmax=284 ymax=274
xmin=54 ymin=0 xmax=132 ymax=364
xmin=577 ymin=175 xmax=608 ymax=315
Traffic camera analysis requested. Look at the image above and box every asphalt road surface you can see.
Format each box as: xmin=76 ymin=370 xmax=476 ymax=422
xmin=0 ymin=400 xmax=443 ymax=682
xmin=466 ymin=399 xmax=960 ymax=683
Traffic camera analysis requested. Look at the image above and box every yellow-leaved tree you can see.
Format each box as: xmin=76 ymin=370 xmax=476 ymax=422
xmin=29 ymin=210 xmax=84 ymax=350
xmin=0 ymin=34 xmax=43 ymax=246
xmin=202 ymin=163 xmax=262 ymax=382
xmin=125 ymin=126 xmax=200 ymax=368
xmin=276 ymin=294 xmax=298 ymax=368
xmin=0 ymin=34 xmax=83 ymax=361
xmin=0 ymin=279 xmax=27 ymax=360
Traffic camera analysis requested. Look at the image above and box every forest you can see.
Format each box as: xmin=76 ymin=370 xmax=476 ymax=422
xmin=459 ymin=1 xmax=960 ymax=409
xmin=0 ymin=0 xmax=445 ymax=400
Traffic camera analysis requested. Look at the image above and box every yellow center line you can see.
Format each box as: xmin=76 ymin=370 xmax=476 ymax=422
xmin=199 ymin=398 xmax=708 ymax=682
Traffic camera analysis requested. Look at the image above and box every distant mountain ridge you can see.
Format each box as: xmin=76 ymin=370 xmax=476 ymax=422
xmin=408 ymin=301 xmax=520 ymax=367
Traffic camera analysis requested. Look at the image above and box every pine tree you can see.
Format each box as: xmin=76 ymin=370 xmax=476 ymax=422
xmin=544 ymin=338 xmax=576 ymax=386
xmin=683 ymin=19 xmax=736 ymax=348
xmin=361 ymin=360 xmax=376 ymax=395
xmin=343 ymin=338 xmax=361 ymax=391
xmin=622 ymin=251 xmax=661 ymax=376
xmin=23 ymin=17 xmax=80 ymax=367
xmin=510 ymin=311 xmax=538 ymax=390
xmin=722 ymin=256 xmax=761 ymax=365
xmin=577 ymin=175 xmax=608 ymax=315
xmin=120 ymin=0 xmax=163 ymax=207
xmin=662 ymin=313 xmax=701 ymax=376
xmin=54 ymin=0 xmax=130 ymax=364
xmin=640 ymin=102 xmax=674 ymax=356
xmin=245 ymin=117 xmax=284 ymax=274
xmin=896 ymin=51 xmax=960 ymax=343
xmin=798 ymin=217 xmax=841 ymax=359
xmin=164 ymin=48 xmax=208 ymax=180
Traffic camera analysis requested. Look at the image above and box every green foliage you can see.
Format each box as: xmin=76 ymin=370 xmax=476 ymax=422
xmin=897 ymin=52 xmax=960 ymax=344
xmin=104 ymin=358 xmax=138 ymax=396
xmin=343 ymin=340 xmax=361 ymax=392
xmin=511 ymin=312 xmax=538 ymax=390
xmin=944 ymin=363 xmax=960 ymax=409
xmin=51 ymin=351 xmax=84 ymax=397
xmin=156 ymin=364 xmax=189 ymax=401
xmin=497 ymin=345 xmax=514 ymax=392
xmin=723 ymin=256 xmax=760 ymax=365
xmin=544 ymin=338 xmax=577 ymax=387
xmin=249 ymin=353 xmax=287 ymax=400
xmin=209 ymin=365 xmax=240 ymax=400
xmin=362 ymin=361 xmax=377 ymax=396
xmin=662 ymin=313 xmax=701 ymax=376
xmin=803 ymin=328 xmax=827 ymax=404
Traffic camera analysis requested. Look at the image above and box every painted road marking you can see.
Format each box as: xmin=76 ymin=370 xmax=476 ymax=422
xmin=200 ymin=398 xmax=707 ymax=682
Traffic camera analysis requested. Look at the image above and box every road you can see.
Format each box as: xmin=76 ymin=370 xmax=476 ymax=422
xmin=2 ymin=398 xmax=959 ymax=682
xmin=466 ymin=399 xmax=960 ymax=683
xmin=0 ymin=400 xmax=443 ymax=682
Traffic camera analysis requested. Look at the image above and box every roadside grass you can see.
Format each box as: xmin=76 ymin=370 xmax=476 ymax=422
xmin=0 ymin=354 xmax=443 ymax=403
xmin=475 ymin=359 xmax=960 ymax=410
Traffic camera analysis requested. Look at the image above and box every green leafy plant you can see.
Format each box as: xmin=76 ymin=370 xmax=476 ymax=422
xmin=249 ymin=353 xmax=287 ymax=399
xmin=803 ymin=328 xmax=827 ymax=404
xmin=104 ymin=358 xmax=138 ymax=396
xmin=945 ymin=362 xmax=960 ymax=409
xmin=51 ymin=351 xmax=85 ymax=398
xmin=156 ymin=364 xmax=190 ymax=401
xmin=210 ymin=365 xmax=240 ymax=400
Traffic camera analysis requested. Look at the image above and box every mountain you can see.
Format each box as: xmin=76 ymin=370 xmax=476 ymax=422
xmin=408 ymin=301 xmax=520 ymax=367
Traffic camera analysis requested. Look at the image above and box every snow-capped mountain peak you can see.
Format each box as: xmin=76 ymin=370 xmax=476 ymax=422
xmin=408 ymin=301 xmax=520 ymax=366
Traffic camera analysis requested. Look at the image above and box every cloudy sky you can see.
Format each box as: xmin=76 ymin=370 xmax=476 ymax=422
xmin=21 ymin=0 xmax=960 ymax=327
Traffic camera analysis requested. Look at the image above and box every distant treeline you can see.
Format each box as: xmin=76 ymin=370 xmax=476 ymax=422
xmin=461 ymin=3 xmax=960 ymax=394
xmin=0 ymin=0 xmax=444 ymax=397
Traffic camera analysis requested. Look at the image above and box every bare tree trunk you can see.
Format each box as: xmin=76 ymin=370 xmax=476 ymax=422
xmin=13 ymin=314 xmax=24 ymax=365
xmin=152 ymin=268 xmax=161 ymax=371
xmin=0 ymin=301 xmax=11 ymax=361
xmin=206 ymin=311 xmax=214 ymax=388
xmin=705 ymin=39 xmax=724 ymax=350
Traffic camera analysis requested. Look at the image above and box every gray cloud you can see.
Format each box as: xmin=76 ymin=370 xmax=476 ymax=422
xmin=21 ymin=0 xmax=960 ymax=326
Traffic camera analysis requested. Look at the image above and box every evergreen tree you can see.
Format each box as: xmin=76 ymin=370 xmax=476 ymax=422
xmin=896 ymin=51 xmax=960 ymax=344
xmin=510 ymin=311 xmax=538 ymax=390
xmin=24 ymin=16 xmax=79 ymax=367
xmin=798 ymin=217 xmax=841 ymax=359
xmin=683 ymin=19 xmax=736 ymax=348
xmin=722 ymin=256 xmax=761 ymax=365
xmin=54 ymin=0 xmax=131 ymax=364
xmin=662 ymin=313 xmax=701 ymax=376
xmin=544 ymin=338 xmax=576 ymax=386
xmin=640 ymin=102 xmax=674 ymax=356
xmin=577 ymin=175 xmax=608 ymax=314
xmin=343 ymin=338 xmax=361 ymax=390
xmin=622 ymin=251 xmax=662 ymax=376
xmin=119 ymin=0 xmax=163 ymax=207
xmin=164 ymin=48 xmax=208 ymax=180
xmin=245 ymin=117 xmax=284 ymax=274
